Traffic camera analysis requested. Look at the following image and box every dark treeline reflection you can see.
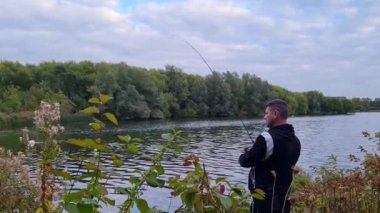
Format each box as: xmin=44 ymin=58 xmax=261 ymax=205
xmin=1 ymin=61 xmax=379 ymax=120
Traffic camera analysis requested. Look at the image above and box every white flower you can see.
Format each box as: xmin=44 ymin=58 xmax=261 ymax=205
xmin=33 ymin=101 xmax=65 ymax=137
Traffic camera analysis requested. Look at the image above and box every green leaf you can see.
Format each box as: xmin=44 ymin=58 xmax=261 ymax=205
xmin=215 ymin=177 xmax=226 ymax=184
xmin=90 ymin=119 xmax=105 ymax=131
xmin=90 ymin=122 xmax=103 ymax=131
xmin=115 ymin=187 xmax=129 ymax=195
xmin=104 ymin=112 xmax=118 ymax=125
xmin=179 ymin=136 xmax=189 ymax=143
xmin=181 ymin=191 xmax=195 ymax=207
xmin=64 ymin=191 xmax=83 ymax=203
xmin=77 ymin=203 xmax=94 ymax=213
xmin=88 ymin=97 xmax=101 ymax=104
xmin=102 ymin=196 xmax=115 ymax=206
xmin=96 ymin=185 xmax=108 ymax=196
xmin=80 ymin=107 xmax=100 ymax=114
xmin=53 ymin=170 xmax=72 ymax=180
xmin=146 ymin=176 xmax=164 ymax=188
xmin=85 ymin=163 xmax=97 ymax=171
xmin=156 ymin=178 xmax=165 ymax=187
xmin=129 ymin=176 xmax=141 ymax=185
xmin=118 ymin=135 xmax=131 ymax=143
xmin=136 ymin=199 xmax=150 ymax=213
xmin=146 ymin=178 xmax=158 ymax=187
xmin=232 ymin=187 xmax=243 ymax=196
xmin=111 ymin=154 xmax=124 ymax=167
xmin=254 ymin=188 xmax=266 ymax=197
xmin=161 ymin=133 xmax=175 ymax=141
xmin=252 ymin=192 xmax=265 ymax=200
xmin=252 ymin=193 xmax=264 ymax=200
xmin=67 ymin=139 xmax=89 ymax=148
xmin=99 ymin=94 xmax=112 ymax=104
xmin=155 ymin=165 xmax=165 ymax=175
xmin=170 ymin=128 xmax=180 ymax=135
xmin=127 ymin=144 xmax=139 ymax=154
xmin=219 ymin=196 xmax=232 ymax=209
xmin=67 ymin=139 xmax=107 ymax=151
xmin=64 ymin=203 xmax=80 ymax=213
xmin=170 ymin=142 xmax=183 ymax=153
xmin=113 ymin=159 xmax=124 ymax=167
xmin=131 ymin=137 xmax=143 ymax=143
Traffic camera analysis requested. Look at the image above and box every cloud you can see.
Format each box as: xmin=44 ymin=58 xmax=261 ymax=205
xmin=0 ymin=0 xmax=379 ymax=98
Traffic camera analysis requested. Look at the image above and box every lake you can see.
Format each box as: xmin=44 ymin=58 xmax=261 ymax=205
xmin=0 ymin=112 xmax=379 ymax=212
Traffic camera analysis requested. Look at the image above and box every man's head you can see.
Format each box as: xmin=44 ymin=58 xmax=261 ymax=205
xmin=264 ymin=99 xmax=288 ymax=128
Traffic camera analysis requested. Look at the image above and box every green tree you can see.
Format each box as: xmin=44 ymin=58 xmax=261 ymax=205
xmin=359 ymin=98 xmax=372 ymax=111
xmin=187 ymin=75 xmax=208 ymax=117
xmin=123 ymin=66 xmax=164 ymax=118
xmin=293 ymin=93 xmax=308 ymax=115
xmin=115 ymin=85 xmax=151 ymax=119
xmin=0 ymin=85 xmax=22 ymax=112
xmin=342 ymin=98 xmax=354 ymax=113
xmin=305 ymin=91 xmax=324 ymax=115
xmin=351 ymin=97 xmax=362 ymax=111
xmin=0 ymin=61 xmax=32 ymax=91
xmin=163 ymin=66 xmax=190 ymax=117
xmin=241 ymin=73 xmax=271 ymax=117
xmin=224 ymin=71 xmax=243 ymax=116
xmin=206 ymin=72 xmax=232 ymax=117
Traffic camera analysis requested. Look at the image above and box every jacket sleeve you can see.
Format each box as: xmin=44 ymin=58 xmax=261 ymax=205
xmin=239 ymin=135 xmax=267 ymax=168
xmin=290 ymin=137 xmax=301 ymax=167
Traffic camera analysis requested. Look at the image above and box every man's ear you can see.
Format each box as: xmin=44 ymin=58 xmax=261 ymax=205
xmin=273 ymin=110 xmax=279 ymax=118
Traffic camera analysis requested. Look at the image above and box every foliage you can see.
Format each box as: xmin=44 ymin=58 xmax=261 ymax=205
xmin=61 ymin=94 xmax=189 ymax=213
xmin=206 ymin=72 xmax=232 ymax=117
xmin=60 ymin=94 xmax=120 ymax=212
xmin=292 ymin=131 xmax=380 ymax=212
xmin=0 ymin=85 xmax=22 ymax=113
xmin=1 ymin=61 xmax=375 ymax=121
xmin=0 ymin=147 xmax=40 ymax=212
xmin=168 ymin=154 xmax=253 ymax=212
xmin=117 ymin=127 xmax=188 ymax=212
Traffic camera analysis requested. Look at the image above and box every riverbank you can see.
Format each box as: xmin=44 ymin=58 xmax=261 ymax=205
xmin=0 ymin=111 xmax=34 ymax=129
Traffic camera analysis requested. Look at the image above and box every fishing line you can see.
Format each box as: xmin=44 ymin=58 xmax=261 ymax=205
xmin=183 ymin=39 xmax=255 ymax=144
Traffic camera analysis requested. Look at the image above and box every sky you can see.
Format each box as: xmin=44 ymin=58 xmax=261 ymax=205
xmin=1 ymin=0 xmax=379 ymax=98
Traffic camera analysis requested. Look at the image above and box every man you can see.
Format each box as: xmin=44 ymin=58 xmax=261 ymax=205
xmin=239 ymin=99 xmax=301 ymax=213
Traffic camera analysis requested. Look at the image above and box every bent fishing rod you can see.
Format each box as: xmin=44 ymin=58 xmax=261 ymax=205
xmin=183 ymin=40 xmax=255 ymax=144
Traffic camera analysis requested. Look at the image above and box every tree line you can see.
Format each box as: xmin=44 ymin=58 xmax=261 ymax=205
xmin=0 ymin=61 xmax=379 ymax=119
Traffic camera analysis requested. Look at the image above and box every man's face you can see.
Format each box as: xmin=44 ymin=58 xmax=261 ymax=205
xmin=264 ymin=107 xmax=276 ymax=128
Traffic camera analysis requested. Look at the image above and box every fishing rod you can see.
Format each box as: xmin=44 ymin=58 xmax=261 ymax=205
xmin=183 ymin=40 xmax=255 ymax=144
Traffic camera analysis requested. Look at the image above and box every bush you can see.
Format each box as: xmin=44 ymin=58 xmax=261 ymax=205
xmin=0 ymin=147 xmax=40 ymax=212
xmin=292 ymin=131 xmax=380 ymax=212
xmin=0 ymin=85 xmax=22 ymax=113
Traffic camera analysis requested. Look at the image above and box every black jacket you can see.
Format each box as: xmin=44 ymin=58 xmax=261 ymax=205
xmin=239 ymin=124 xmax=301 ymax=193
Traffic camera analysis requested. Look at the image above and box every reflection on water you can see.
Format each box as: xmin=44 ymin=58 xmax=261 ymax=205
xmin=0 ymin=113 xmax=379 ymax=211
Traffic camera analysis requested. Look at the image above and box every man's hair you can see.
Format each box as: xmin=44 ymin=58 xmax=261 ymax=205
xmin=265 ymin=99 xmax=288 ymax=119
